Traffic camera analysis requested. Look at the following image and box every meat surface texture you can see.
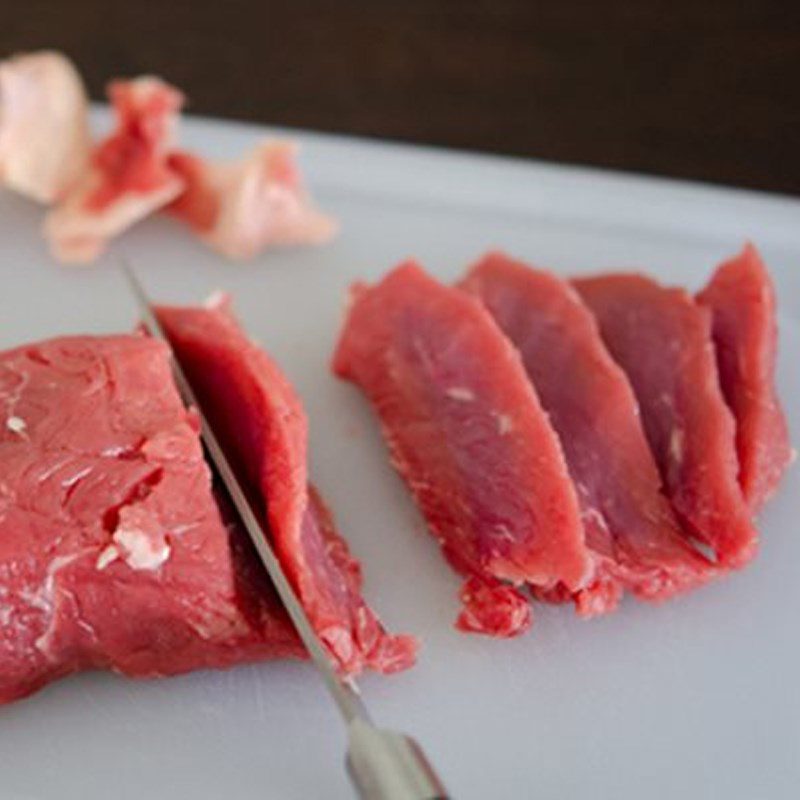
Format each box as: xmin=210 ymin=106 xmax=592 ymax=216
xmin=157 ymin=298 xmax=415 ymax=674
xmin=44 ymin=77 xmax=185 ymax=263
xmin=0 ymin=51 xmax=90 ymax=203
xmin=167 ymin=141 xmax=337 ymax=258
xmin=574 ymin=272 xmax=758 ymax=568
xmin=461 ymin=253 xmax=716 ymax=616
xmin=0 ymin=335 xmax=303 ymax=705
xmin=697 ymin=244 xmax=793 ymax=511
xmin=333 ymin=262 xmax=591 ymax=636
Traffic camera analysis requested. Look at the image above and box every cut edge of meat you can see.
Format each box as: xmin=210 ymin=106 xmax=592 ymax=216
xmin=157 ymin=297 xmax=417 ymax=675
xmin=306 ymin=486 xmax=417 ymax=672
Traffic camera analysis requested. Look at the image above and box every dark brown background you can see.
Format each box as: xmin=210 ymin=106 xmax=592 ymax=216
xmin=4 ymin=0 xmax=799 ymax=194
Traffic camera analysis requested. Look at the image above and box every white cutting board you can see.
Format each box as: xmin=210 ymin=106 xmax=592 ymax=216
xmin=0 ymin=110 xmax=798 ymax=800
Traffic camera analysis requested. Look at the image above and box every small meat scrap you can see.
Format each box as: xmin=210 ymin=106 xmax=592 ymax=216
xmin=44 ymin=77 xmax=185 ymax=263
xmin=157 ymin=297 xmax=415 ymax=674
xmin=574 ymin=272 xmax=758 ymax=568
xmin=0 ymin=49 xmax=338 ymax=264
xmin=167 ymin=141 xmax=337 ymax=259
xmin=697 ymin=244 xmax=793 ymax=511
xmin=333 ymin=262 xmax=591 ymax=637
xmin=461 ymin=253 xmax=716 ymax=617
xmin=0 ymin=335 xmax=302 ymax=705
xmin=0 ymin=51 xmax=90 ymax=202
xmin=456 ymin=577 xmax=533 ymax=637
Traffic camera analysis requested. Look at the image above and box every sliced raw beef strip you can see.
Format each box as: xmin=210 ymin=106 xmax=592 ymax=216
xmin=157 ymin=298 xmax=416 ymax=674
xmin=0 ymin=335 xmax=302 ymax=705
xmin=0 ymin=51 xmax=90 ymax=202
xmin=697 ymin=244 xmax=793 ymax=511
xmin=167 ymin=141 xmax=337 ymax=259
xmin=333 ymin=262 xmax=591 ymax=636
xmin=461 ymin=253 xmax=716 ymax=616
xmin=44 ymin=77 xmax=185 ymax=263
xmin=574 ymin=273 xmax=757 ymax=567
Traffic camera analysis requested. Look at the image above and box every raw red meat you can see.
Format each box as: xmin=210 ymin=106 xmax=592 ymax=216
xmin=461 ymin=254 xmax=716 ymax=615
xmin=44 ymin=77 xmax=185 ymax=263
xmin=333 ymin=262 xmax=591 ymax=636
xmin=455 ymin=577 xmax=533 ymax=637
xmin=0 ymin=51 xmax=90 ymax=203
xmin=167 ymin=141 xmax=337 ymax=259
xmin=574 ymin=273 xmax=758 ymax=567
xmin=0 ymin=335 xmax=302 ymax=705
xmin=157 ymin=297 xmax=416 ymax=674
xmin=697 ymin=244 xmax=793 ymax=511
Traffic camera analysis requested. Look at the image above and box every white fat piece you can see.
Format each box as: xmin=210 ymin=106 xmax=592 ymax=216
xmin=97 ymin=528 xmax=171 ymax=571
xmin=445 ymin=387 xmax=475 ymax=402
xmin=6 ymin=415 xmax=27 ymax=435
xmin=95 ymin=545 xmax=119 ymax=571
xmin=114 ymin=528 xmax=171 ymax=570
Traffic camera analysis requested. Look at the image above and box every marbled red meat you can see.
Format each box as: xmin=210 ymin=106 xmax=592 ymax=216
xmin=697 ymin=244 xmax=793 ymax=511
xmin=0 ymin=335 xmax=301 ymax=705
xmin=461 ymin=253 xmax=716 ymax=616
xmin=157 ymin=298 xmax=416 ymax=674
xmin=574 ymin=273 xmax=758 ymax=567
xmin=333 ymin=262 xmax=591 ymax=636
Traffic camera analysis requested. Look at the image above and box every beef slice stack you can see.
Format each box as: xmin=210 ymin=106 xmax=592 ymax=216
xmin=334 ymin=244 xmax=792 ymax=634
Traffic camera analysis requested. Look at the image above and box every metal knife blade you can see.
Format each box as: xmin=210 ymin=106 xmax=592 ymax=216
xmin=120 ymin=261 xmax=448 ymax=800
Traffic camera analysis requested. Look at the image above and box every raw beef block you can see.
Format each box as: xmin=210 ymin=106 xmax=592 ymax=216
xmin=697 ymin=244 xmax=793 ymax=511
xmin=0 ymin=335 xmax=301 ymax=705
xmin=574 ymin=273 xmax=758 ymax=568
xmin=157 ymin=298 xmax=416 ymax=674
xmin=461 ymin=253 xmax=716 ymax=616
xmin=333 ymin=262 xmax=591 ymax=637
xmin=44 ymin=77 xmax=185 ymax=263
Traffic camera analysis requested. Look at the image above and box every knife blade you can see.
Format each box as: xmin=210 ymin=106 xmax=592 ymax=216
xmin=121 ymin=261 xmax=448 ymax=800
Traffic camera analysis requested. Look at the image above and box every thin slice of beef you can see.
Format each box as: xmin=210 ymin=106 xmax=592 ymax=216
xmin=157 ymin=298 xmax=416 ymax=674
xmin=696 ymin=244 xmax=793 ymax=511
xmin=574 ymin=273 xmax=758 ymax=568
xmin=333 ymin=262 xmax=591 ymax=636
xmin=460 ymin=253 xmax=716 ymax=616
xmin=0 ymin=335 xmax=301 ymax=705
